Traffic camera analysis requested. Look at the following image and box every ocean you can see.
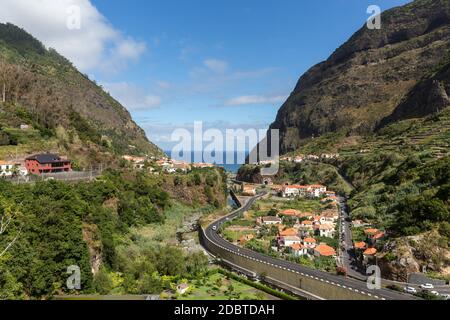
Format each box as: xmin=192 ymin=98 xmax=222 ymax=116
xmin=165 ymin=150 xmax=248 ymax=174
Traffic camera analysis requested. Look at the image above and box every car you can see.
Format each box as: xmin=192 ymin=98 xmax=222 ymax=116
xmin=440 ymin=294 xmax=450 ymax=300
xmin=430 ymin=291 xmax=440 ymax=296
xmin=212 ymin=226 xmax=217 ymax=231
xmin=404 ymin=287 xmax=417 ymax=294
xmin=420 ymin=283 xmax=434 ymax=289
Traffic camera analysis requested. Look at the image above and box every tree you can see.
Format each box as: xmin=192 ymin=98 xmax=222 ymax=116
xmin=93 ymin=269 xmax=113 ymax=295
xmin=0 ymin=198 xmax=22 ymax=259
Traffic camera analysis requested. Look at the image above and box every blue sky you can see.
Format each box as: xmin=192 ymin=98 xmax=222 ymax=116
xmin=1 ymin=0 xmax=411 ymax=151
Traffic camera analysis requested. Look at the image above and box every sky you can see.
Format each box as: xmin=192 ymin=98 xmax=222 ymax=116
xmin=0 ymin=0 xmax=411 ymax=151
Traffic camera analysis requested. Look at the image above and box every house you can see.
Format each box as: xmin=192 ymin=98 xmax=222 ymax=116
xmin=363 ymin=248 xmax=377 ymax=265
xmin=303 ymin=237 xmax=317 ymax=249
xmin=25 ymin=154 xmax=71 ymax=175
xmin=261 ymin=216 xmax=282 ymax=225
xmin=0 ymin=161 xmax=21 ymax=177
xmin=173 ymin=161 xmax=191 ymax=172
xmin=279 ymin=228 xmax=298 ymax=237
xmin=364 ymin=228 xmax=385 ymax=243
xmin=352 ymin=220 xmax=369 ymax=228
xmin=308 ymin=185 xmax=327 ymax=198
xmin=279 ymin=209 xmax=300 ymax=217
xmin=314 ymin=244 xmax=337 ymax=257
xmin=321 ymin=210 xmax=339 ymax=223
xmin=369 ymin=231 xmax=386 ymax=246
xmin=318 ymin=224 xmax=336 ymax=238
xmin=363 ymin=248 xmax=377 ymax=256
xmin=299 ymin=220 xmax=314 ymax=231
xmin=176 ymin=283 xmax=190 ymax=295
xmin=290 ymin=243 xmax=307 ymax=257
xmin=281 ymin=185 xmax=308 ymax=198
xmin=280 ymin=236 xmax=302 ymax=247
xmin=354 ymin=242 xmax=367 ymax=250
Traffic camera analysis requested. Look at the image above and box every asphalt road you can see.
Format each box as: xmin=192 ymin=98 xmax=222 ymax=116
xmin=204 ymin=194 xmax=418 ymax=300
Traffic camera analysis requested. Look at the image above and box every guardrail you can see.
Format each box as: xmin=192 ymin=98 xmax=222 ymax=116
xmin=199 ymin=195 xmax=384 ymax=300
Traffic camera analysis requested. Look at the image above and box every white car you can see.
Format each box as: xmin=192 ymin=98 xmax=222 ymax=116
xmin=430 ymin=291 xmax=440 ymax=296
xmin=440 ymin=294 xmax=450 ymax=300
xmin=404 ymin=287 xmax=417 ymax=294
xmin=420 ymin=283 xmax=434 ymax=289
xmin=212 ymin=226 xmax=217 ymax=231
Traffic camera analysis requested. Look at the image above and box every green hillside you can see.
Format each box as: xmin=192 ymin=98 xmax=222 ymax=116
xmin=0 ymin=23 xmax=162 ymax=167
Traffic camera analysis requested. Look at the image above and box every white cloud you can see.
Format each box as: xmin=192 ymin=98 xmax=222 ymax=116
xmin=102 ymin=82 xmax=162 ymax=111
xmin=0 ymin=0 xmax=146 ymax=73
xmin=203 ymin=59 xmax=228 ymax=74
xmin=225 ymin=95 xmax=287 ymax=106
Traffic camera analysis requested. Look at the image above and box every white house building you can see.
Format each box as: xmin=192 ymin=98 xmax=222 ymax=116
xmin=281 ymin=236 xmax=302 ymax=247
xmin=261 ymin=216 xmax=282 ymax=225
xmin=0 ymin=161 xmax=20 ymax=177
xmin=318 ymin=224 xmax=336 ymax=238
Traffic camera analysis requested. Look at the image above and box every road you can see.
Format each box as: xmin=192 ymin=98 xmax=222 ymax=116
xmin=203 ymin=194 xmax=418 ymax=300
xmin=338 ymin=196 xmax=367 ymax=280
xmin=337 ymin=197 xmax=450 ymax=296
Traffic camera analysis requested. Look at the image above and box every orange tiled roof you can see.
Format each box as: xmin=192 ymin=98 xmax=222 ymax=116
xmin=373 ymin=232 xmax=385 ymax=240
xmin=315 ymin=244 xmax=336 ymax=257
xmin=280 ymin=228 xmax=298 ymax=237
xmin=291 ymin=243 xmax=304 ymax=251
xmin=363 ymin=248 xmax=377 ymax=256
xmin=364 ymin=228 xmax=379 ymax=235
xmin=304 ymin=237 xmax=316 ymax=243
xmin=301 ymin=220 xmax=313 ymax=225
xmin=354 ymin=242 xmax=367 ymax=249
xmin=280 ymin=209 xmax=300 ymax=216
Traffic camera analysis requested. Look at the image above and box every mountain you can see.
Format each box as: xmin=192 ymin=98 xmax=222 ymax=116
xmin=0 ymin=23 xmax=162 ymax=166
xmin=262 ymin=0 xmax=450 ymax=154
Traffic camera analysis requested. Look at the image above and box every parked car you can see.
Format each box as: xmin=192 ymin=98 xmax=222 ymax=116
xmin=404 ymin=287 xmax=417 ymax=294
xmin=420 ymin=283 xmax=434 ymax=289
xmin=212 ymin=226 xmax=217 ymax=231
xmin=440 ymin=294 xmax=450 ymax=300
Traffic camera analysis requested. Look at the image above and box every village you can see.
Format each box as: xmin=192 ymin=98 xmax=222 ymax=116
xmin=0 ymin=151 xmax=215 ymax=180
xmin=223 ymin=181 xmax=387 ymax=274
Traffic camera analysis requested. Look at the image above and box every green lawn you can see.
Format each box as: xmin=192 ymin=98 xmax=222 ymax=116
xmin=178 ymin=273 xmax=273 ymax=300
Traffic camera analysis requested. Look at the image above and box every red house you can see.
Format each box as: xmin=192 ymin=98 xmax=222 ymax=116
xmin=25 ymin=153 xmax=71 ymax=175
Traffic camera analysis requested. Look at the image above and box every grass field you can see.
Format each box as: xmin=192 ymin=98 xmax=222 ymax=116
xmin=178 ymin=273 xmax=276 ymax=300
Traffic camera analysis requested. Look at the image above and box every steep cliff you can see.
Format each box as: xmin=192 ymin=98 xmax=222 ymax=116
xmin=266 ymin=0 xmax=450 ymax=154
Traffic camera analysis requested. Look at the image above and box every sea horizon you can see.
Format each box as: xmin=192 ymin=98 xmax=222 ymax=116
xmin=165 ymin=150 xmax=249 ymax=173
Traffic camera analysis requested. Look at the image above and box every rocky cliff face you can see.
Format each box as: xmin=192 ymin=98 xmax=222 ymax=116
xmin=266 ymin=0 xmax=450 ymax=154
xmin=379 ymin=58 xmax=450 ymax=127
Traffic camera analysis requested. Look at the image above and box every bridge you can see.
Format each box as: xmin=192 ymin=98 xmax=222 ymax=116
xmin=200 ymin=193 xmax=417 ymax=300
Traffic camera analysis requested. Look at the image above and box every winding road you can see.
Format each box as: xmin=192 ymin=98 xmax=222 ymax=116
xmin=203 ymin=193 xmax=418 ymax=300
